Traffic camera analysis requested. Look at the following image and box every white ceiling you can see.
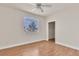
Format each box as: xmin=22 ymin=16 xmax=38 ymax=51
xmin=13 ymin=3 xmax=71 ymax=17
xmin=0 ymin=3 xmax=79 ymax=17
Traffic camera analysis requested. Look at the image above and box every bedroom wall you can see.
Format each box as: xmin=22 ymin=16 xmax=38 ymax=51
xmin=55 ymin=6 xmax=79 ymax=50
xmin=0 ymin=6 xmax=47 ymax=49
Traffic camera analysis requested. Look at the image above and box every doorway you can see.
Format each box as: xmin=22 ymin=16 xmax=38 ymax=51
xmin=48 ymin=21 xmax=55 ymax=42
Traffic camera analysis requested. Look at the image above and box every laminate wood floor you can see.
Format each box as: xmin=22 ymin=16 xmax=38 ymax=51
xmin=0 ymin=40 xmax=79 ymax=56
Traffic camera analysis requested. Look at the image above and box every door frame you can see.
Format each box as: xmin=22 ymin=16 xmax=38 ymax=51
xmin=47 ymin=20 xmax=56 ymax=41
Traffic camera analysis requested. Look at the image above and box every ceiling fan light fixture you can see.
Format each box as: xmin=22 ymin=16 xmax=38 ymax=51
xmin=31 ymin=3 xmax=52 ymax=13
xmin=36 ymin=3 xmax=44 ymax=12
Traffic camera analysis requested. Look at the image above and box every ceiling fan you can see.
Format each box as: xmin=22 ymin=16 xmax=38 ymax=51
xmin=31 ymin=3 xmax=52 ymax=12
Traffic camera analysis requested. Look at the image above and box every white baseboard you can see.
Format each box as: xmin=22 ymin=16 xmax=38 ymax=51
xmin=0 ymin=39 xmax=45 ymax=50
xmin=56 ymin=42 xmax=79 ymax=50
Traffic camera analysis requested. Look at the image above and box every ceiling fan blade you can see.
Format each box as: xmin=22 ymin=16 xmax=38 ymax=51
xmin=39 ymin=7 xmax=44 ymax=12
xmin=31 ymin=3 xmax=52 ymax=7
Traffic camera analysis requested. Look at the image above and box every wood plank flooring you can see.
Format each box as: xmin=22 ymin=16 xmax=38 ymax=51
xmin=0 ymin=40 xmax=79 ymax=56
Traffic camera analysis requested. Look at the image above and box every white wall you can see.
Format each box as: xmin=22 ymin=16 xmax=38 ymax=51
xmin=55 ymin=6 xmax=79 ymax=50
xmin=47 ymin=15 xmax=56 ymax=22
xmin=0 ymin=6 xmax=47 ymax=49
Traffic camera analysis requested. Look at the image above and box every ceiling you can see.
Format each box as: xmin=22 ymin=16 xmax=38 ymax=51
xmin=0 ymin=3 xmax=79 ymax=17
